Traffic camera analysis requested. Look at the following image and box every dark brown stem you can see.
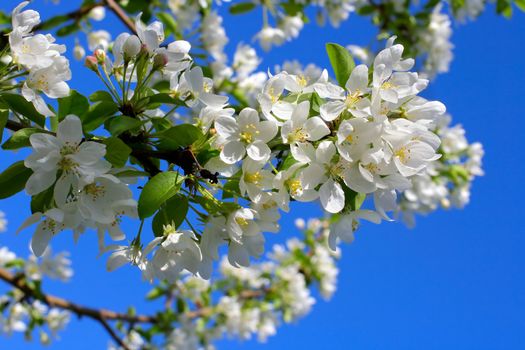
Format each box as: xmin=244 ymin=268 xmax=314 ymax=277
xmin=34 ymin=2 xmax=104 ymax=32
xmin=0 ymin=267 xmax=156 ymax=324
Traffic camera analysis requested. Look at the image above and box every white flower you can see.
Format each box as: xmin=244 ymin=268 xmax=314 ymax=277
xmin=87 ymin=30 xmax=111 ymax=51
xmin=233 ymin=43 xmax=260 ymax=78
xmin=281 ymin=101 xmax=330 ymax=144
xmin=18 ymin=208 xmax=66 ymax=257
xmin=151 ymin=228 xmax=203 ymax=281
xmin=0 ymin=247 xmax=16 ymax=267
xmin=0 ymin=212 xmax=7 ymax=233
xmin=215 ymin=107 xmax=277 ymax=164
xmin=24 ymin=116 xmax=109 ymax=201
xmin=11 ymin=1 xmax=40 ymax=35
xmin=329 ymin=210 xmax=381 ymax=250
xmin=280 ymin=16 xmax=303 ymax=40
xmin=22 ymin=56 xmax=71 ymax=116
xmin=239 ymin=158 xmax=274 ymax=201
xmin=255 ymin=27 xmax=286 ymax=51
xmin=135 ymin=14 xmax=164 ymax=52
xmin=318 ymin=64 xmax=371 ymax=121
xmin=88 ymin=6 xmax=106 ymax=21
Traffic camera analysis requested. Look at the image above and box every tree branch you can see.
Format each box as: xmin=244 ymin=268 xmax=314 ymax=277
xmin=0 ymin=267 xmax=156 ymax=324
xmin=103 ymin=0 xmax=137 ymax=34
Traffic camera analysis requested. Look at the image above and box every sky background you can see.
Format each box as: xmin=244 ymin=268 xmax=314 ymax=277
xmin=1 ymin=0 xmax=524 ymax=349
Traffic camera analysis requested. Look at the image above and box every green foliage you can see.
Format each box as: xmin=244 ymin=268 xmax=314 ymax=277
xmin=0 ymin=94 xmax=46 ymax=127
xmin=326 ymin=43 xmax=355 ymax=88
xmin=155 ymin=124 xmax=204 ymax=150
xmin=1 ymin=128 xmax=40 ymax=150
xmin=229 ymin=2 xmax=257 ymax=14
xmin=0 ymin=161 xmax=32 ymax=199
xmin=31 ymin=186 xmax=55 ymax=214
xmin=105 ymin=116 xmax=144 ymax=136
xmin=138 ymin=171 xmax=184 ymax=219
xmin=81 ymin=101 xmax=120 ymax=132
xmin=103 ymin=137 xmax=132 ymax=168
xmin=58 ymin=90 xmax=90 ymax=121
xmin=152 ymin=194 xmax=189 ymax=236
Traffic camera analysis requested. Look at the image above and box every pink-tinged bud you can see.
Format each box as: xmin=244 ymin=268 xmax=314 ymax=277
xmin=94 ymin=49 xmax=106 ymax=64
xmin=153 ymin=53 xmax=168 ymax=70
xmin=84 ymin=56 xmax=98 ymax=72
xmin=123 ymin=35 xmax=141 ymax=60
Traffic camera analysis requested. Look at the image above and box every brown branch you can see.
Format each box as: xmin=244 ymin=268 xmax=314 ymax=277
xmin=103 ymin=0 xmax=137 ymax=34
xmin=0 ymin=267 xmax=156 ymax=324
xmin=98 ymin=316 xmax=132 ymax=350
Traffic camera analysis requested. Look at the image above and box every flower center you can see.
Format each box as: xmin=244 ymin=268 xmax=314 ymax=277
xmin=286 ymin=179 xmax=303 ymax=196
xmin=345 ymin=90 xmax=361 ymax=107
xmin=240 ymin=123 xmax=259 ymax=144
xmin=244 ymin=171 xmax=262 ymax=184
xmin=395 ymin=146 xmax=411 ymax=164
xmin=235 ymin=217 xmax=250 ymax=227
xmin=83 ymin=183 xmax=106 ymax=200
xmin=297 ymin=75 xmax=308 ymax=87
xmin=288 ymin=128 xmax=308 ymax=143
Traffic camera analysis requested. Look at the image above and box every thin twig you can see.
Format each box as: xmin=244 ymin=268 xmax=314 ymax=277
xmin=0 ymin=267 xmax=156 ymax=323
xmin=103 ymin=0 xmax=137 ymax=34
xmin=98 ymin=315 xmax=132 ymax=350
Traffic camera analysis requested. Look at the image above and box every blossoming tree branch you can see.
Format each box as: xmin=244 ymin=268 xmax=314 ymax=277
xmin=2 ymin=0 xmax=517 ymax=347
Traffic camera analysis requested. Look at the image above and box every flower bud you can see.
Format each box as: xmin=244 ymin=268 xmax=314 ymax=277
xmin=153 ymin=53 xmax=168 ymax=70
xmin=73 ymin=43 xmax=85 ymax=61
xmin=123 ymin=35 xmax=141 ymax=60
xmin=84 ymin=56 xmax=98 ymax=72
xmin=94 ymin=49 xmax=106 ymax=64
xmin=88 ymin=6 xmax=106 ymax=21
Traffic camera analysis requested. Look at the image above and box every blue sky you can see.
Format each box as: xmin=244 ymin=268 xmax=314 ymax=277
xmin=1 ymin=0 xmax=525 ymax=349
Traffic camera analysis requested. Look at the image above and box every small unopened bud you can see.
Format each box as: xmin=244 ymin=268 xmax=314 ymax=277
xmin=153 ymin=53 xmax=168 ymax=70
xmin=94 ymin=49 xmax=106 ymax=64
xmin=84 ymin=56 xmax=98 ymax=72
xmin=123 ymin=35 xmax=141 ymax=60
xmin=88 ymin=6 xmax=106 ymax=21
xmin=73 ymin=43 xmax=85 ymax=61
xmin=209 ymin=127 xmax=217 ymax=136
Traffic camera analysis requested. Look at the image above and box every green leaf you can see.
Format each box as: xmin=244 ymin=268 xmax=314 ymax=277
xmin=31 ymin=186 xmax=55 ymax=214
xmin=229 ymin=2 xmax=257 ymax=14
xmin=344 ymin=187 xmax=367 ymax=211
xmin=81 ymin=101 xmax=119 ymax=132
xmin=0 ymin=94 xmax=45 ymax=127
xmin=326 ymin=43 xmax=355 ymax=88
xmin=152 ymin=194 xmax=189 ymax=236
xmin=155 ymin=124 xmax=203 ymax=150
xmin=147 ymin=93 xmax=184 ymax=107
xmin=0 ymin=161 xmax=32 ymax=199
xmin=2 ymin=128 xmax=40 ymax=150
xmin=103 ymin=137 xmax=132 ymax=168
xmin=58 ymin=90 xmax=89 ymax=121
xmin=138 ymin=171 xmax=184 ymax=219
xmin=222 ymin=177 xmax=240 ymax=200
xmin=105 ymin=116 xmax=143 ymax=136
xmin=497 ymin=0 xmax=513 ymax=17
xmin=56 ymin=22 xmax=81 ymax=36
xmin=516 ymin=0 xmax=525 ymax=11
xmin=38 ymin=14 xmax=70 ymax=30
xmin=0 ymin=109 xmax=8 ymax=143
xmin=157 ymin=12 xmax=179 ymax=37
xmin=89 ymin=90 xmax=115 ymax=103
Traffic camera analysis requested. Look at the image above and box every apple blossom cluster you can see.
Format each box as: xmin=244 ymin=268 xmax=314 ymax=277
xmin=109 ymin=218 xmax=339 ymax=350
xmin=19 ymin=115 xmax=138 ymax=257
xmin=398 ymin=114 xmax=484 ymax=227
xmin=417 ymin=4 xmax=454 ymax=78
xmin=0 ymin=245 xmax=72 ymax=343
xmin=6 ymin=1 xmax=71 ymax=116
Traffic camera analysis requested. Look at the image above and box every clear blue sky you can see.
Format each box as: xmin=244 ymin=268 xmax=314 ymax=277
xmin=1 ymin=0 xmax=524 ymax=349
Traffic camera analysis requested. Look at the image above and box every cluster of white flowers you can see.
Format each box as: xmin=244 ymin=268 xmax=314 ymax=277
xmin=110 ymin=218 xmax=338 ymax=350
xmin=19 ymin=115 xmax=138 ymax=257
xmin=398 ymin=114 xmax=484 ymax=226
xmin=0 ymin=246 xmax=72 ymax=343
xmin=8 ymin=1 xmax=71 ymax=116
xmin=417 ymin=4 xmax=454 ymax=78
